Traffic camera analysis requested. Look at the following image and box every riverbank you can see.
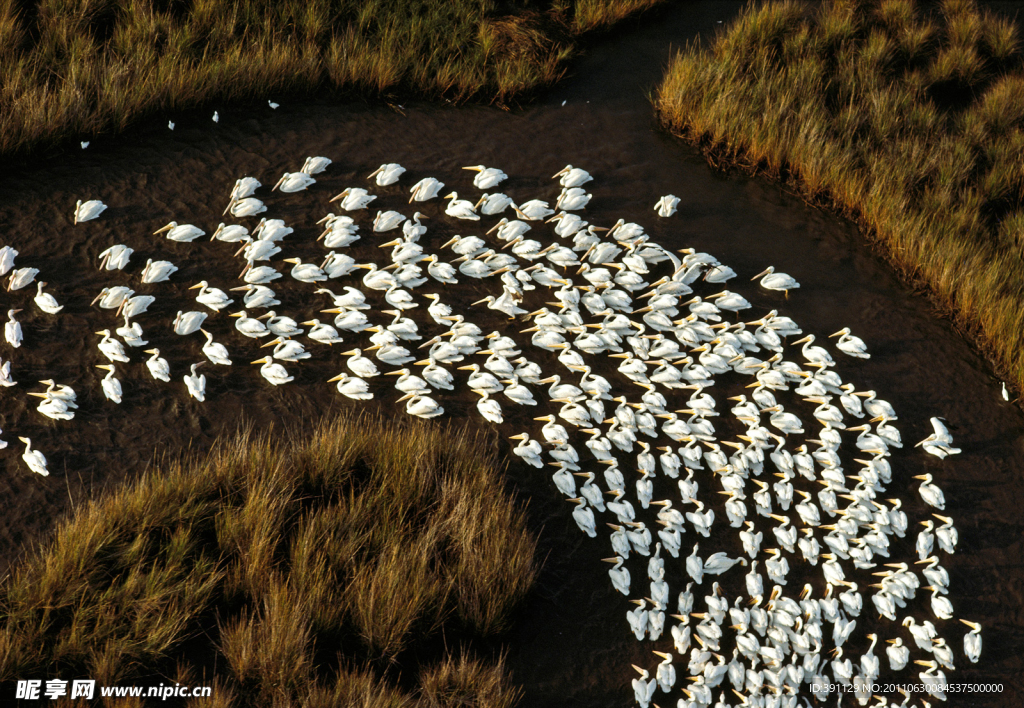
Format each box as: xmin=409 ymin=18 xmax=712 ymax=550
xmin=0 ymin=0 xmax=663 ymax=157
xmin=654 ymin=0 xmax=1024 ymax=396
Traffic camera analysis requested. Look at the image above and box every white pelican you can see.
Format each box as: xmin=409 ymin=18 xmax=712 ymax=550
xmin=96 ymin=364 xmax=123 ymax=403
xmin=463 ymin=165 xmax=507 ymax=189
xmin=553 ymin=186 xmax=590 ymax=211
xmin=173 ymin=310 xmax=208 ymax=335
xmin=473 ymin=292 xmax=526 ymax=319
xmin=272 ymin=171 xmax=315 ymax=192
xmin=230 ymin=284 xmax=279 ymax=309
xmin=960 ymin=620 xmax=982 ymax=663
xmin=342 ymin=348 xmax=379 ymax=377
xmin=184 ymin=363 xmax=207 ymax=401
xmin=301 ymin=156 xmax=332 ymax=174
xmin=74 ymin=199 xmax=107 ymax=223
xmin=115 ymin=314 xmax=148 ymax=347
xmin=302 ymin=319 xmax=343 ymax=344
xmin=373 ymin=210 xmax=406 ymax=232
xmin=501 ymin=376 xmax=537 ymax=405
xmin=253 ymin=218 xmax=293 ymax=242
xmin=368 ymin=163 xmax=406 ymax=185
xmin=554 ymin=165 xmax=593 ymax=188
xmin=7 ymin=267 xmax=38 ymax=291
xmin=409 ymin=177 xmax=445 ymax=202
xmin=475 ymin=390 xmax=503 ymax=423
xmin=512 ymin=199 xmax=553 ymax=221
xmin=240 ymin=264 xmax=281 ymax=284
xmin=855 ymin=389 xmax=898 ymax=419
xmin=912 ymin=473 xmax=946 ymax=510
xmin=475 ymin=193 xmax=514 ymax=215
xmin=402 ymin=212 xmax=428 ymax=238
xmin=33 ymin=282 xmax=62 ymax=314
xmin=188 ymin=281 xmax=233 ymax=311
xmin=321 ymin=251 xmax=358 ymax=278
xmin=752 ymin=265 xmax=800 ymax=294
xmin=384 ymin=284 xmax=417 ymax=310
xmin=140 ymin=259 xmax=178 ymax=283
xmin=116 ymin=294 xmax=155 ymax=320
xmin=144 ymin=348 xmax=171 ymax=381
xmin=792 ymin=334 xmax=833 ymax=366
xmin=569 ymin=498 xmax=597 ymax=538
xmin=383 ymin=367 xmax=429 ymax=395
xmin=154 ymin=221 xmax=205 ymax=242
xmin=234 ymin=237 xmax=280 ymax=262
xmin=0 ymin=246 xmax=17 ymax=275
xmin=198 ymin=329 xmax=231 ymax=365
xmin=830 ymin=327 xmax=870 ymax=358
xmin=4 ymin=309 xmax=22 ymax=348
xmin=19 ymin=437 xmax=49 ymax=476
xmin=228 ymin=310 xmax=268 ymax=338
xmin=328 ymin=372 xmax=373 ymax=400
xmin=654 ymin=194 xmax=680 ymax=217
xmin=915 ymin=417 xmax=961 ymax=458
xmin=329 ymin=187 xmax=376 ymax=210
xmin=96 ymin=329 xmax=130 ymax=362
xmin=251 ymin=356 xmax=293 ymax=385
xmin=510 ymin=433 xmax=543 ymax=467
xmin=229 ymin=197 xmax=266 ymax=217
xmin=98 ymin=244 xmax=133 ymax=270
xmin=228 ymin=176 xmax=261 ymax=203
xmin=282 ymin=258 xmax=327 ymax=283
xmin=397 ymin=393 xmax=444 ymax=418
xmin=212 ymin=223 xmax=249 ymax=243
xmin=443 ymin=192 xmax=480 ymax=220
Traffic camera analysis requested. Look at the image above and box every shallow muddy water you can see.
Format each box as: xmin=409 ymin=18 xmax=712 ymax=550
xmin=1 ymin=1 xmax=1023 ymax=706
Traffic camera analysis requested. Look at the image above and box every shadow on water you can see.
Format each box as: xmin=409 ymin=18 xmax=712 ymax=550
xmin=0 ymin=1 xmax=1023 ymax=705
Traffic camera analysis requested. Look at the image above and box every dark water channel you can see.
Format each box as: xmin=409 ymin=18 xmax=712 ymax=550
xmin=0 ymin=1 xmax=1022 ymax=706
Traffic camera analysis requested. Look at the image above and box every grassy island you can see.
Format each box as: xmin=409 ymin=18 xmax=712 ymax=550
xmin=0 ymin=415 xmax=537 ymax=707
xmin=0 ymin=0 xmax=663 ymax=156
xmin=655 ymin=0 xmax=1024 ymax=393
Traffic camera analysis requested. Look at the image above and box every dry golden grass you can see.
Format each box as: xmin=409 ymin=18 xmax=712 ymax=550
xmin=655 ymin=0 xmax=1024 ymax=394
xmin=0 ymin=0 xmax=664 ymax=156
xmin=0 ymin=413 xmax=536 ymax=707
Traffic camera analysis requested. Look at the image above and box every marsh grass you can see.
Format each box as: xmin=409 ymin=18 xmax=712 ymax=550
xmin=0 ymin=413 xmax=536 ymax=707
xmin=655 ymin=0 xmax=1024 ymax=394
xmin=0 ymin=0 xmax=664 ymax=156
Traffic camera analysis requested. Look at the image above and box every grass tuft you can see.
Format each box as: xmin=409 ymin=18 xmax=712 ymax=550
xmin=0 ymin=413 xmax=537 ymax=707
xmin=655 ymin=0 xmax=1024 ymax=395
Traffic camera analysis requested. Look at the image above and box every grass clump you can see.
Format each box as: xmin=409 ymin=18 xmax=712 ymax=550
xmin=655 ymin=0 xmax=1024 ymax=393
xmin=0 ymin=0 xmax=664 ymax=156
xmin=0 ymin=413 xmax=536 ymax=707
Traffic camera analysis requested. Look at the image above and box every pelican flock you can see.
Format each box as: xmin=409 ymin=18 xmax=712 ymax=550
xmin=0 ymin=157 xmax=984 ymax=706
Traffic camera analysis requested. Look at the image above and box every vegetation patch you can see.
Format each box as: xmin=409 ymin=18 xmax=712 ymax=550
xmin=0 ymin=413 xmax=537 ymax=707
xmin=0 ymin=0 xmax=664 ymax=156
xmin=655 ymin=0 xmax=1024 ymax=393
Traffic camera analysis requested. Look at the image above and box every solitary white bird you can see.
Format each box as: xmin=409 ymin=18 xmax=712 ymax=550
xmin=74 ymin=199 xmax=107 ymax=224
xmin=368 ymin=163 xmax=406 ymax=186
xmin=752 ymin=266 xmax=800 ymax=295
xmin=184 ymin=363 xmax=207 ymax=401
xmin=654 ymin=195 xmax=680 ymax=217
xmin=273 ymin=172 xmax=316 ymax=193
xmin=155 ymin=221 xmax=205 ymax=242
xmin=144 ymin=348 xmax=171 ymax=381
xmin=33 ymin=282 xmax=63 ymax=314
xmin=19 ymin=437 xmax=49 ymax=476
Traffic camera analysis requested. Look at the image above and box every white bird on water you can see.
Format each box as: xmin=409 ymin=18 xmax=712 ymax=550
xmin=74 ymin=199 xmax=106 ymax=224
xmin=19 ymin=437 xmax=49 ymax=476
xmin=155 ymin=221 xmax=205 ymax=242
xmin=5 ymin=309 xmax=22 ymax=347
xmin=184 ymin=363 xmax=207 ymax=401
xmin=752 ymin=265 xmax=800 ymax=295
xmin=173 ymin=310 xmax=208 ymax=335
xmin=251 ymin=356 xmax=293 ymax=385
xmin=654 ymin=195 xmax=680 ymax=217
xmin=915 ymin=417 xmax=961 ymax=458
xmin=368 ymin=163 xmax=406 ymax=186
xmin=273 ymin=171 xmax=316 ymax=193
xmin=96 ymin=364 xmax=123 ymax=403
xmin=463 ymin=165 xmax=507 ymax=189
xmin=144 ymin=349 xmax=171 ymax=381
xmin=33 ymin=282 xmax=62 ymax=314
